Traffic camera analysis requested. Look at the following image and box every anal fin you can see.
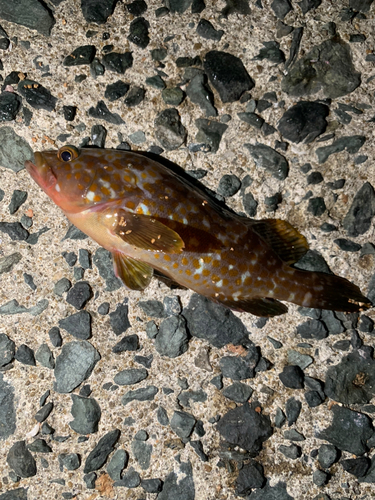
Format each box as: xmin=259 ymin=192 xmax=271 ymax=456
xmin=251 ymin=219 xmax=309 ymax=265
xmin=216 ymin=296 xmax=288 ymax=317
xmin=113 ymin=252 xmax=153 ymax=291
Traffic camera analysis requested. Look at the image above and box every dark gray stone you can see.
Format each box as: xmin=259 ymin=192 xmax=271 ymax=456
xmin=204 ymin=51 xmax=254 ymax=103
xmin=281 ymin=38 xmax=361 ymax=99
xmin=235 ymin=460 xmax=266 ymax=495
xmin=8 ymin=190 xmax=27 ymax=215
xmin=34 ymin=402 xmax=53 ymax=423
xmin=0 ymin=0 xmax=54 ymax=36
xmin=122 ymin=385 xmax=158 ymax=405
xmin=83 ymin=429 xmax=121 ymax=473
xmin=112 ymin=334 xmax=139 ymax=353
xmin=325 ymin=350 xmax=375 ymax=404
xmin=0 ymin=127 xmax=34 ymax=173
xmin=157 ymin=460 xmax=195 ymax=500
xmin=155 ymin=315 xmax=189 ymax=358
xmin=186 ymin=73 xmax=216 ymax=117
xmin=88 ymin=100 xmax=124 ymax=125
xmin=316 ymin=135 xmax=366 ymax=164
xmin=132 ymin=439 xmax=152 ymax=469
xmin=0 ymin=253 xmax=22 ymax=276
xmin=66 ymin=282 xmax=93 ymax=310
xmin=59 ymin=311 xmax=91 ymax=340
xmin=107 ymin=449 xmax=128 ymax=480
xmin=59 ymin=453 xmax=81 ymax=470
xmin=0 ymin=333 xmax=15 ymax=367
xmin=178 ymin=389 xmax=207 ymax=408
xmin=35 ymin=343 xmax=54 ymax=369
xmin=222 ymin=382 xmax=253 ymax=403
xmin=114 ymin=368 xmax=148 ymax=385
xmin=195 ymin=118 xmax=228 ymax=153
xmin=318 ymin=405 xmax=373 ymax=455
xmin=7 ymin=441 xmax=37 ymax=478
xmin=54 ymin=341 xmax=100 ymax=393
xmin=279 ymin=365 xmax=304 ymax=388
xmin=109 ymin=304 xmax=131 ymax=335
xmin=128 ymin=17 xmax=149 ymax=49
xmin=244 ymin=143 xmax=289 ymax=180
xmin=15 ymin=344 xmax=36 ymax=366
xmin=285 ymin=397 xmax=302 ymax=425
xmin=343 ymin=182 xmax=375 ymax=237
xmin=220 ymin=356 xmax=254 ymax=380
xmin=0 ymin=373 xmax=16 ymax=438
xmin=196 ymin=19 xmax=224 ymax=41
xmin=154 ymin=108 xmax=187 ymax=150
xmin=279 ymin=444 xmax=302 ymax=459
xmin=278 ymin=101 xmax=329 ymax=143
xmin=170 ymin=410 xmax=196 ymax=439
xmin=69 ymin=394 xmax=101 ymax=434
xmin=182 ymin=294 xmax=248 ymax=348
xmin=318 ymin=444 xmax=339 ymax=469
xmin=216 ymin=402 xmax=273 ymax=454
xmin=81 ymin=0 xmax=118 ymax=23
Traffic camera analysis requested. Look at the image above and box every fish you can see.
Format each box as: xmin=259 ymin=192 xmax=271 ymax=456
xmin=25 ymin=145 xmax=371 ymax=317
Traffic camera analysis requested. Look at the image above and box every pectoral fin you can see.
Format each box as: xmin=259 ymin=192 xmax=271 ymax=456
xmin=115 ymin=210 xmax=185 ymax=253
xmin=113 ymin=252 xmax=153 ymax=291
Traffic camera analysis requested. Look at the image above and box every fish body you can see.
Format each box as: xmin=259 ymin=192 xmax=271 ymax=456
xmin=25 ymin=146 xmax=370 ymax=316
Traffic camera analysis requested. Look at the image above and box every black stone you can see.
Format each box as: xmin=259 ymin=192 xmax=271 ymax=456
xmin=128 ymin=17 xmax=150 ymax=49
xmin=334 ymin=238 xmax=362 ymax=252
xmin=126 ymin=0 xmax=147 ymax=16
xmin=318 ymin=405 xmax=373 ymax=455
xmin=244 ymin=143 xmax=289 ymax=180
xmin=62 ymin=105 xmax=76 ymax=121
xmin=182 ymin=294 xmax=248 ymax=348
xmin=155 ymin=315 xmax=189 ymax=358
xmin=196 ymin=19 xmax=224 ymax=41
xmin=279 ymin=365 xmax=304 ymax=388
xmin=271 ymin=0 xmax=293 ymax=19
xmin=235 ymin=460 xmax=265 ymax=495
xmin=281 ymin=38 xmax=361 ymax=99
xmin=102 ymin=52 xmax=133 ymax=74
xmin=84 ymin=429 xmax=121 ymax=473
xmin=0 ymin=222 xmax=29 ymax=241
xmin=122 ymin=385 xmax=158 ymax=405
xmin=186 ymin=73 xmax=216 ymax=117
xmin=216 ymin=402 xmax=273 ymax=454
xmin=217 ymin=174 xmax=241 ymax=197
xmin=0 ymin=92 xmax=21 ymax=122
xmin=124 ymin=86 xmax=145 ymax=107
xmin=341 ymin=457 xmax=370 ymax=478
xmin=18 ymin=80 xmax=57 ymax=111
xmin=154 ymin=108 xmax=187 ymax=150
xmin=63 ymin=45 xmax=96 ymax=66
xmin=112 ymin=334 xmax=139 ymax=353
xmin=156 ymin=460 xmax=195 ymax=500
xmin=278 ymin=101 xmax=329 ymax=143
xmin=220 ymin=356 xmax=254 ymax=380
xmin=66 ymin=282 xmax=93 ymax=310
xmin=195 ymin=118 xmax=228 ymax=153
xmin=285 ymin=397 xmax=302 ymax=425
xmin=343 ymin=182 xmax=375 ymax=237
xmin=80 ymin=0 xmax=118 ymax=24
xmin=88 ymin=100 xmax=124 ymax=125
xmin=0 ymin=333 xmax=15 ymax=367
xmin=204 ymin=51 xmax=254 ymax=103
xmin=15 ymin=344 xmax=36 ymax=366
xmin=7 ymin=441 xmax=37 ymax=478
xmin=109 ymin=304 xmax=131 ymax=335
xmin=104 ymin=80 xmax=129 ymax=101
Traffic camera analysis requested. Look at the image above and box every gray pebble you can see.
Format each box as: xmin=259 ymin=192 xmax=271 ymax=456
xmin=0 ymin=373 xmax=16 ymax=439
xmin=195 ymin=118 xmax=228 ymax=153
xmin=170 ymin=410 xmax=196 ymax=439
xmin=0 ymin=333 xmax=15 ymax=367
xmin=155 ymin=315 xmax=189 ymax=358
xmin=220 ymin=356 xmax=254 ymax=380
xmin=107 ymin=449 xmax=128 ymax=481
xmin=15 ymin=344 xmax=36 ymax=366
xmin=7 ymin=441 xmax=37 ymax=478
xmin=163 ymin=296 xmax=182 ymax=316
xmin=109 ymin=304 xmax=131 ymax=335
xmin=59 ymin=311 xmax=92 ymax=340
xmin=112 ymin=334 xmax=139 ymax=353
xmin=162 ymin=87 xmax=185 ymax=106
xmin=0 ymin=252 xmax=22 ymax=276
xmin=146 ymin=320 xmax=158 ymax=339
xmin=93 ymin=248 xmax=122 ymax=291
xmin=54 ymin=278 xmax=72 ymax=296
xmin=54 ymin=341 xmax=100 ymax=393
xmin=139 ymin=299 xmax=166 ymax=318
xmin=27 ymin=439 xmax=52 ymax=453
xmin=23 ymin=273 xmax=37 ymax=291
xmin=132 ymin=439 xmax=152 ymax=469
xmin=186 ymin=73 xmax=216 ymax=117
xmin=59 ymin=453 xmax=81 ymax=471
xmin=83 ymin=472 xmax=97 ymax=489
xmin=279 ymin=444 xmax=301 ymax=459
xmin=244 ymin=143 xmax=289 ymax=180
xmin=222 ymin=382 xmax=253 ymax=403
xmin=98 ymin=302 xmax=110 ymax=315
xmin=34 ymin=402 xmax=53 ymax=423
xmin=114 ymin=368 xmax=148 ymax=385
xmin=156 ymin=460 xmax=195 ymax=500
xmin=157 ymin=406 xmax=169 ymax=426
xmin=141 ymin=478 xmax=163 ymax=493
xmin=35 ymin=343 xmax=54 ymax=369
xmin=122 ymin=385 xmax=158 ymax=406
xmin=84 ymin=429 xmax=120 ymax=473
xmin=49 ymin=327 xmax=62 ymax=347
xmin=217 ymin=174 xmax=241 ymax=197
xmin=8 ymin=190 xmax=27 ymax=215
xmin=69 ymin=394 xmax=101 ymax=434
xmin=154 ymin=108 xmax=187 ymax=150
xmin=114 ymin=467 xmax=141 ymax=488
xmin=66 ymin=282 xmax=93 ymax=310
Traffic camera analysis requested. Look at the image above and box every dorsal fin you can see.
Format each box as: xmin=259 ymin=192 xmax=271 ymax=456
xmin=250 ymin=219 xmax=309 ymax=265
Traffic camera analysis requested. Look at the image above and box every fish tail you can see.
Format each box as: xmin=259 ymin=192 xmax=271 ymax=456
xmin=291 ymin=270 xmax=371 ymax=312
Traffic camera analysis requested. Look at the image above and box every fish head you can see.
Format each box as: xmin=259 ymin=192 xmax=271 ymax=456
xmin=25 ymin=145 xmax=106 ymax=213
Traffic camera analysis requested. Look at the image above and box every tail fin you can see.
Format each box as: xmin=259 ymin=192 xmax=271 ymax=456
xmin=296 ymin=270 xmax=371 ymax=313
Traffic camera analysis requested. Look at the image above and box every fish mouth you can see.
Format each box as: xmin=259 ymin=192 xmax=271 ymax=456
xmin=24 ymin=152 xmax=56 ymax=190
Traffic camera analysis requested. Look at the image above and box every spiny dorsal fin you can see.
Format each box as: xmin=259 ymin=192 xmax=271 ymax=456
xmin=113 ymin=253 xmax=153 ymax=291
xmin=251 ymin=219 xmax=309 ymax=265
xmin=115 ymin=210 xmax=185 ymax=253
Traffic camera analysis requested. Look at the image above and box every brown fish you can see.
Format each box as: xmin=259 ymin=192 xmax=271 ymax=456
xmin=25 ymin=145 xmax=371 ymax=317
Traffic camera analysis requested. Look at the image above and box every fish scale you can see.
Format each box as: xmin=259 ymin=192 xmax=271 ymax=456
xmin=25 ymin=146 xmax=371 ymax=317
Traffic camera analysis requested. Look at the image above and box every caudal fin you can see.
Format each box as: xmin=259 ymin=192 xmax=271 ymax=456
xmin=297 ymin=270 xmax=371 ymax=313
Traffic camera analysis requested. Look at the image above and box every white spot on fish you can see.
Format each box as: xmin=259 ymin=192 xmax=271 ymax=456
xmin=216 ymin=280 xmax=223 ymax=288
xmin=138 ymin=203 xmax=151 ymax=215
xmin=228 ymin=265 xmax=234 ymax=270
xmin=55 ymin=183 xmax=61 ymax=192
xmin=86 ymin=190 xmax=95 ymax=201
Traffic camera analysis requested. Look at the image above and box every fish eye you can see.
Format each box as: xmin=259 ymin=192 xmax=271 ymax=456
xmin=57 ymin=145 xmax=80 ymax=162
